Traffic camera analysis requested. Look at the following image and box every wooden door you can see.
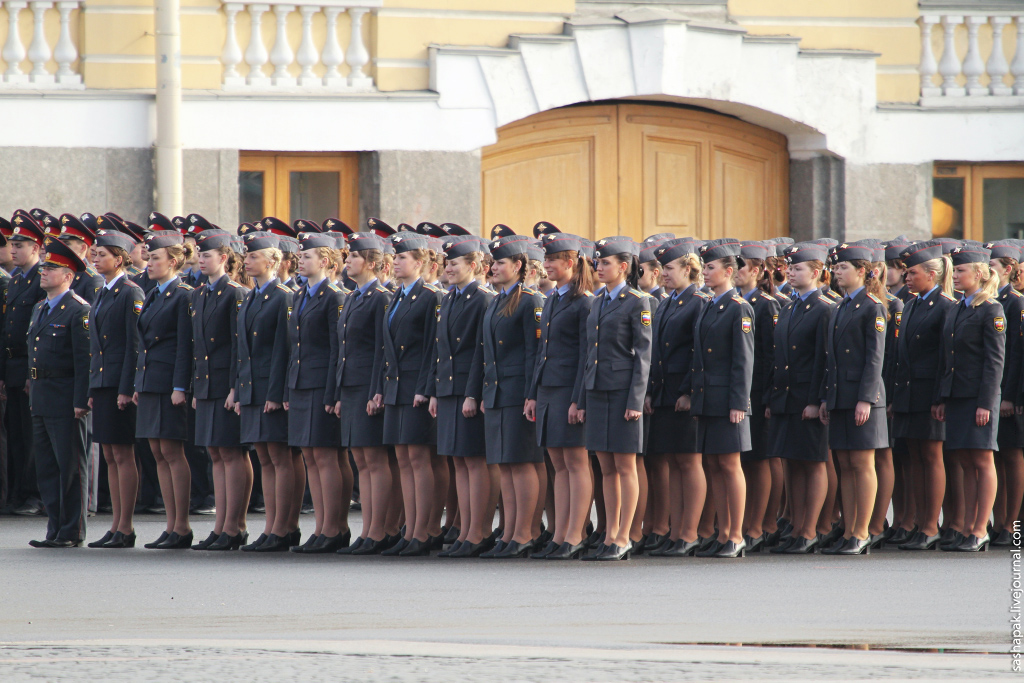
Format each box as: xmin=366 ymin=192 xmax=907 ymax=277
xmin=239 ymin=152 xmax=360 ymax=229
xmin=482 ymin=103 xmax=790 ymax=242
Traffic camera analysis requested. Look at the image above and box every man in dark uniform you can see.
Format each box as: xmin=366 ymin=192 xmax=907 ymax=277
xmin=0 ymin=211 xmax=47 ymax=516
xmin=27 ymin=240 xmax=92 ymax=547
xmin=51 ymin=214 xmax=104 ymax=303
xmin=0 ymin=217 xmax=14 ymax=273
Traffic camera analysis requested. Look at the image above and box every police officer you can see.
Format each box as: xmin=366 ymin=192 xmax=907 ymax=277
xmin=578 ymin=236 xmax=652 ymax=561
xmin=645 ymin=238 xmax=707 ymax=557
xmin=24 ymin=240 xmax=91 ymax=548
xmin=50 ymin=214 xmax=103 ymax=303
xmin=285 ymin=232 xmax=348 ymax=554
xmin=1 ymin=211 xmax=47 ymax=517
xmin=427 ymin=236 xmax=494 ymax=558
xmin=890 ymin=240 xmax=956 ymax=550
xmin=86 ymin=230 xmax=145 ymax=549
xmin=236 ymin=232 xmax=303 ymax=553
xmin=935 ymin=244 xmax=1004 ymax=552
xmin=135 ymin=231 xmax=195 ymax=550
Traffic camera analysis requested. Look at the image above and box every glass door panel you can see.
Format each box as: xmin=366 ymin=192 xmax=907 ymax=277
xmin=289 ymin=171 xmax=340 ymax=225
xmin=982 ymin=178 xmax=1024 ymax=242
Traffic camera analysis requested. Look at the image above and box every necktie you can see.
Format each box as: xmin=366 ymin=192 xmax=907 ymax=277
xmin=389 ymin=289 xmax=406 ymax=326
xmin=93 ymin=287 xmax=107 ymax=317
xmin=601 ymin=292 xmax=611 ymax=312
xmin=38 ymin=302 xmax=52 ymax=323
xmin=298 ymin=289 xmax=313 ymax=316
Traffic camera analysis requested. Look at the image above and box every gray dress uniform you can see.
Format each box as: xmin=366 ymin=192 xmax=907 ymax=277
xmin=28 ymin=260 xmax=91 ymax=543
xmin=822 ymin=281 xmax=889 ymax=451
xmin=480 ymin=280 xmax=543 ymax=464
xmin=937 ymin=247 xmax=1006 ymax=451
xmin=135 ymin=275 xmax=195 ymax=441
xmin=648 ymin=282 xmax=704 ymax=455
xmin=741 ymin=286 xmax=780 ymax=461
xmin=88 ymin=273 xmax=145 ymax=445
xmin=236 ymin=275 xmax=291 ymax=444
xmin=335 ymin=276 xmax=391 ymax=448
xmin=286 ymin=276 xmax=345 ymax=448
xmin=429 ymin=278 xmax=491 ymax=458
xmin=191 ymin=271 xmax=247 ymax=447
xmin=892 ymin=289 xmax=955 ymax=442
xmin=766 ymin=244 xmax=834 ymax=462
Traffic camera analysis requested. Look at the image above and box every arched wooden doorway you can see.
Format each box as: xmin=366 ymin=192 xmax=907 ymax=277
xmin=481 ymin=103 xmax=789 ymax=242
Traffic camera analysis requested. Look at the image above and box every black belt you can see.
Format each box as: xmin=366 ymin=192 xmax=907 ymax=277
xmin=29 ymin=368 xmax=74 ymax=379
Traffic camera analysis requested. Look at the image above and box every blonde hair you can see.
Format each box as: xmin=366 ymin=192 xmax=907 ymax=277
xmin=970 ymin=261 xmax=1000 ymax=306
xmin=920 ymin=256 xmax=953 ymax=296
xmin=357 ymin=248 xmax=385 ymax=275
xmin=678 ymin=253 xmax=704 ymax=287
xmin=162 ymin=242 xmax=195 ymax=272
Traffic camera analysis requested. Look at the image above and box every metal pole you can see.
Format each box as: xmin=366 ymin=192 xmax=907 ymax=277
xmin=155 ymin=0 xmax=182 ymax=215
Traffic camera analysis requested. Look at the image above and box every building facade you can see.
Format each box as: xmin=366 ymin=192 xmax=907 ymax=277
xmin=0 ymin=0 xmax=1022 ymax=242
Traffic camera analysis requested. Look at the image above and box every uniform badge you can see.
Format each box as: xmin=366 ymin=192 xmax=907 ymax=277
xmin=338 ymin=305 xmax=344 ymax=314
xmin=287 ymin=306 xmax=293 ymax=320
xmin=772 ymin=314 xmax=778 ymax=326
xmin=640 ymin=310 xmax=652 ymax=327
xmin=741 ymin=317 xmax=752 ymax=334
xmin=895 ymin=312 xmax=902 ymax=326
xmin=874 ymin=317 xmax=885 ymax=332
xmin=435 ymin=304 xmax=441 ymax=321
xmin=133 ymin=301 xmax=143 ymax=315
xmin=237 ymin=299 xmax=243 ymax=311
xmin=83 ymin=315 xmax=89 ymax=331
xmin=534 ymin=307 xmax=543 ymax=323
xmin=995 ymin=316 xmax=1006 ymax=332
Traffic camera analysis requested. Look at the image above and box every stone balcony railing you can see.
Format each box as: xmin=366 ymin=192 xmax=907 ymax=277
xmin=220 ymin=0 xmax=380 ymax=91
xmin=1 ymin=0 xmax=82 ymax=88
xmin=918 ymin=3 xmax=1024 ymax=106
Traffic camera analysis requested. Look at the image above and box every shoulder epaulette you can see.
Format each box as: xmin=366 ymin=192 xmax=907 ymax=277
xmin=731 ymin=295 xmax=746 ymax=304
xmin=695 ymin=291 xmax=711 ymax=299
xmin=583 ymin=291 xmax=594 ymax=297
xmin=327 ymin=283 xmax=342 ymax=293
xmin=523 ymin=287 xmax=538 ymax=295
xmin=423 ymin=283 xmax=440 ymax=293
xmin=275 ymin=283 xmax=291 ymax=293
xmin=628 ymin=288 xmax=645 ymax=298
xmin=85 ymin=265 xmax=99 ymax=277
xmin=820 ymin=296 xmax=836 ymax=305
xmin=227 ymin=280 xmax=242 ymax=288
xmin=1011 ymin=289 xmax=1023 ymax=297
xmin=867 ymin=293 xmax=883 ymax=304
xmin=124 ymin=277 xmax=141 ymax=288
xmin=885 ymin=292 xmax=896 ymax=301
xmin=940 ymin=291 xmax=956 ymax=301
xmin=375 ymin=285 xmax=388 ymax=293
xmin=69 ymin=292 xmax=88 ymax=306
xmin=177 ymin=282 xmax=193 ymax=291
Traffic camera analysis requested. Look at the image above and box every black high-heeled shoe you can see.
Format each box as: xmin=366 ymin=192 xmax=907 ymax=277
xmin=595 ymin=542 xmax=632 ymax=561
xmin=427 ymin=534 xmax=445 ymax=551
xmin=285 ymin=528 xmax=302 ymax=547
xmin=252 ymin=533 xmax=291 ymax=552
xmin=306 ymin=530 xmax=351 ymax=554
xmin=530 ymin=540 xmax=559 ymax=559
xmin=769 ymin=536 xmax=796 ymax=554
xmin=645 ymin=534 xmax=671 ymax=555
xmin=480 ymin=540 xmax=507 ymax=559
xmin=713 ymin=540 xmax=746 ymax=558
xmin=866 ymin=532 xmax=887 ymax=551
xmin=663 ymin=538 xmax=701 ymax=557
xmin=763 ymin=527 xmax=783 ymax=548
xmin=954 ymin=534 xmax=990 ymax=552
xmin=696 ymin=539 xmax=723 ymax=557
xmin=209 ymin=531 xmax=249 ymax=551
xmin=349 ymin=537 xmax=387 ymax=555
xmin=835 ymin=536 xmax=871 ymax=555
xmin=899 ymin=531 xmax=942 ymax=550
xmin=545 ymin=541 xmax=586 ymax=560
xmin=940 ymin=530 xmax=966 ymax=551
xmin=399 ymin=538 xmax=432 ymax=557
xmin=535 ymin=528 xmax=553 ymax=548
xmin=496 ymin=539 xmax=535 ymax=558
xmin=438 ymin=540 xmax=463 ymax=558
xmin=580 ymin=543 xmax=607 ymax=561
xmin=191 ymin=531 xmax=220 ymax=550
xmin=103 ymin=530 xmax=136 ymax=549
xmin=820 ymin=536 xmax=850 ymax=555
xmin=241 ymin=533 xmax=268 ymax=552
xmin=337 ymin=537 xmax=365 ymax=555
xmin=888 ymin=525 xmax=917 ymax=546
xmin=144 ymin=531 xmax=170 ymax=549
xmin=155 ymin=530 xmax=193 ymax=549
xmin=819 ymin=523 xmax=845 ymax=549
xmin=697 ymin=536 xmax=718 ymax=553
xmin=583 ymin=530 xmax=604 ymax=549
xmin=744 ymin=533 xmax=767 ymax=553
xmin=290 ymin=533 xmax=321 ymax=553
xmin=380 ymin=538 xmax=410 ymax=556
xmin=450 ymin=540 xmax=488 ymax=558
xmin=442 ymin=526 xmax=461 ymax=545
xmin=780 ymin=535 xmax=819 ymax=554
xmin=88 ymin=531 xmax=115 ymax=548
xmin=991 ymin=529 xmax=1013 ymax=547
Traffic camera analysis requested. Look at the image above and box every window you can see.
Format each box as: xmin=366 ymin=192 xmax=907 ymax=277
xmin=933 ymin=164 xmax=1024 ymax=242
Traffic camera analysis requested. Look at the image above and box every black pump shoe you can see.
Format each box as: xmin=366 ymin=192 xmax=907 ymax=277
xmin=743 ymin=533 xmax=767 ymax=553
xmin=697 ymin=536 xmax=718 ymax=553
xmin=337 ymin=537 xmax=365 ymax=555
xmin=399 ymin=538 xmax=432 ymax=557
xmin=820 ymin=536 xmax=850 ymax=555
xmin=192 ymin=531 xmax=221 ymax=550
xmin=580 ymin=543 xmax=607 ymax=561
xmin=696 ymin=539 xmax=723 ymax=557
xmin=349 ymin=537 xmax=388 ymax=555
xmin=103 ymin=530 xmax=137 ymax=548
xmin=306 ymin=530 xmax=351 ymax=554
xmin=770 ymin=536 xmax=796 ymax=554
xmin=252 ymin=533 xmax=291 ymax=552
xmin=991 ymin=529 xmax=1014 ymax=547
xmin=155 ymin=530 xmax=194 ymax=549
xmin=450 ymin=540 xmax=488 ymax=558
xmin=545 ymin=541 xmax=586 ymax=560
xmin=442 ymin=526 xmax=461 ymax=545
xmin=780 ymin=535 xmax=819 ymax=554
xmin=209 ymin=531 xmax=249 ymax=551
xmin=940 ymin=530 xmax=966 ymax=551
xmin=437 ymin=540 xmax=463 ymax=558
xmin=285 ymin=528 xmax=302 ymax=547
xmin=835 ymin=536 xmax=871 ymax=555
xmin=88 ymin=531 xmax=115 ymax=548
xmin=954 ymin=534 xmax=990 ymax=552
xmin=290 ymin=534 xmax=321 ymax=553
xmin=662 ymin=538 xmax=701 ymax=557
xmin=144 ymin=531 xmax=170 ymax=549
xmin=480 ymin=540 xmax=507 ymax=558
xmin=899 ymin=531 xmax=942 ymax=550
xmin=595 ymin=543 xmax=632 ymax=561
xmin=496 ymin=539 xmax=535 ymax=558
xmin=241 ymin=533 xmax=268 ymax=552
xmin=712 ymin=540 xmax=746 ymax=558
xmin=530 ymin=540 xmax=559 ymax=559
xmin=381 ymin=538 xmax=410 ymax=556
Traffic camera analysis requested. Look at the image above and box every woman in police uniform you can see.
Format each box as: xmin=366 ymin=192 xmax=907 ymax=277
xmin=473 ymin=236 xmax=543 ymax=560
xmin=235 ymin=232 xmax=303 ymax=553
xmin=686 ymin=239 xmax=754 ymax=559
xmin=134 ymin=231 xmax=195 ymax=550
xmin=285 ymin=233 xmax=348 ymax=554
xmin=527 ymin=232 xmax=595 ymax=560
xmin=890 ymin=240 xmax=956 ymax=550
xmin=935 ymin=244 xmax=1005 ymax=552
xmin=819 ymin=242 xmax=889 ymax=556
xmin=427 ymin=236 xmax=494 ymax=558
xmin=188 ymin=231 xmax=251 ymax=551
xmin=578 ymin=236 xmax=652 ymax=561
xmin=333 ymin=232 xmax=394 ymax=556
xmin=372 ymin=233 xmax=443 ymax=557
xmin=86 ymin=230 xmax=145 ymax=549
xmin=645 ymin=238 xmax=707 ymax=557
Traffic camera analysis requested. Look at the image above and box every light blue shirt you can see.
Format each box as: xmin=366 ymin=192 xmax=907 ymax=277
xmin=357 ymin=278 xmax=379 ymax=296
xmin=919 ymin=285 xmax=939 ymax=301
xmin=156 ymin=278 xmax=176 ymax=295
xmin=502 ymin=282 xmax=522 ymax=296
xmin=555 ymin=283 xmax=571 ymax=297
xmin=711 ymin=289 xmax=732 ymax=305
xmin=605 ymin=281 xmax=628 ymax=301
xmin=45 ymin=289 xmax=69 ymax=314
xmin=845 ymin=286 xmax=865 ymax=301
xmin=963 ymin=292 xmax=976 ymax=307
xmin=742 ymin=288 xmax=756 ymax=301
xmin=389 ymin=279 xmax=419 ymax=324
xmin=798 ymin=288 xmax=817 ymax=302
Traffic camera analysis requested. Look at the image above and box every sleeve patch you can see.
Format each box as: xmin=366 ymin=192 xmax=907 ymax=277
xmin=995 ymin=316 xmax=1006 ymax=332
xmin=534 ymin=307 xmax=543 ymax=323
xmin=772 ymin=313 xmax=778 ymax=326
xmin=875 ymin=317 xmax=885 ymax=332
xmin=895 ymin=311 xmax=902 ymax=326
xmin=82 ymin=314 xmax=89 ymax=331
xmin=741 ymin=317 xmax=752 ymax=333
xmin=133 ymin=301 xmax=143 ymax=315
xmin=641 ymin=310 xmax=652 ymax=326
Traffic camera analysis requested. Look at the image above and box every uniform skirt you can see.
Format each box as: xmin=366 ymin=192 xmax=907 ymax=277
xmin=91 ymin=387 xmax=136 ymax=445
xmin=741 ymin=398 xmax=770 ymax=461
xmin=287 ymin=387 xmax=340 ymax=449
xmin=338 ymin=385 xmax=385 ymax=449
xmin=485 ymin=405 xmax=540 ymax=464
xmin=536 ymin=385 xmax=585 ymax=449
xmin=383 ymin=402 xmax=435 ymax=447
xmin=697 ymin=414 xmax=751 ymax=455
xmin=892 ymin=410 xmax=944 ymax=442
xmin=240 ymin=403 xmax=288 ymax=444
xmin=194 ymin=397 xmax=242 ymax=448
xmin=435 ymin=394 xmax=485 ymax=457
xmin=945 ymin=397 xmax=999 ymax=451
xmin=648 ymin=406 xmax=698 ymax=455
xmin=769 ymin=412 xmax=827 ymax=462
xmin=585 ymin=389 xmax=643 ymax=454
xmin=828 ymin=406 xmax=888 ymax=451
xmin=997 ymin=410 xmax=1024 ymax=451
xmin=135 ymin=391 xmax=187 ymax=441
